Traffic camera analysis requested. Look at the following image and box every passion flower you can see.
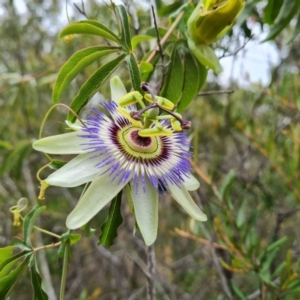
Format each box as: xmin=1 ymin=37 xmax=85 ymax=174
xmin=33 ymin=77 xmax=207 ymax=245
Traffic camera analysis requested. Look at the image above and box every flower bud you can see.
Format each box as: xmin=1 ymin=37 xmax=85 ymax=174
xmin=188 ymin=0 xmax=245 ymax=45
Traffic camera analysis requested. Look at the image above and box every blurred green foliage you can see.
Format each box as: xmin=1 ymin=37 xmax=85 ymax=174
xmin=1 ymin=0 xmax=300 ymax=299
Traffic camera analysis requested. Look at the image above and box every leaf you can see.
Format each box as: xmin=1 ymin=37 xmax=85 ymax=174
xmin=263 ymin=0 xmax=284 ymax=25
xmin=67 ymin=54 xmax=126 ymax=122
xmin=145 ymin=27 xmax=176 ymax=42
xmin=0 ymin=140 xmax=32 ymax=178
xmin=126 ymin=54 xmax=142 ymax=93
xmin=0 ymin=255 xmax=30 ymax=299
xmin=29 ymin=255 xmax=48 ymax=300
xmin=24 ymin=205 xmax=46 ymax=247
xmin=158 ymin=1 xmax=182 ymax=17
xmin=116 ymin=5 xmax=132 ymax=51
xmin=98 ymin=191 xmax=123 ymax=247
xmin=69 ymin=234 xmax=81 ymax=246
xmin=187 ymin=40 xmax=222 ymax=74
xmin=288 ymin=8 xmax=300 ymax=43
xmin=0 ymin=247 xmax=15 ymax=265
xmin=266 ymin=236 xmax=288 ymax=252
xmin=10 ymin=237 xmax=32 ymax=251
xmin=59 ymin=20 xmax=120 ymax=43
xmin=52 ymin=46 xmax=120 ymax=104
xmin=262 ymin=0 xmax=299 ymax=42
xmin=230 ymin=281 xmax=247 ymax=300
xmin=220 ymin=170 xmax=235 ymax=200
xmin=160 ymin=45 xmax=184 ymax=105
xmin=0 ymin=251 xmax=29 ymax=272
xmin=139 ymin=62 xmax=153 ymax=74
xmin=177 ymin=51 xmax=207 ymax=112
xmin=131 ymin=35 xmax=154 ymax=50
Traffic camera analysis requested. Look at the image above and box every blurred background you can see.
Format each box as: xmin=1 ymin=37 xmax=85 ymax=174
xmin=1 ymin=0 xmax=300 ymax=299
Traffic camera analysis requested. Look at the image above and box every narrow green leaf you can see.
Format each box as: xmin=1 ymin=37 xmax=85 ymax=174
xmin=262 ymin=0 xmax=299 ymax=42
xmin=188 ymin=40 xmax=222 ymax=74
xmin=261 ymin=248 xmax=279 ymax=272
xmin=284 ymin=274 xmax=300 ymax=289
xmin=0 ymin=259 xmax=20 ymax=280
xmin=139 ymin=62 xmax=153 ymax=74
xmin=29 ymin=255 xmax=48 ymax=300
xmin=266 ymin=236 xmax=288 ymax=252
xmin=132 ymin=35 xmax=154 ymax=50
xmin=220 ymin=170 xmax=235 ymax=200
xmin=177 ymin=52 xmax=207 ymax=112
xmin=145 ymin=27 xmax=176 ymax=41
xmin=52 ymin=46 xmax=120 ymax=104
xmin=0 ymin=251 xmax=29 ymax=272
xmin=288 ymin=9 xmax=300 ymax=43
xmin=0 ymin=140 xmax=31 ymax=177
xmin=116 ymin=5 xmax=132 ymax=50
xmin=0 ymin=255 xmax=30 ymax=299
xmin=230 ymin=281 xmax=247 ymax=300
xmin=99 ymin=191 xmax=123 ymax=247
xmin=127 ymin=54 xmax=142 ymax=93
xmin=263 ymin=0 xmax=284 ymax=25
xmin=24 ymin=205 xmax=46 ymax=247
xmin=160 ymin=46 xmax=184 ymax=104
xmin=10 ymin=237 xmax=32 ymax=251
xmin=0 ymin=247 xmax=15 ymax=265
xmin=67 ymin=54 xmax=126 ymax=122
xmin=59 ymin=20 xmax=120 ymax=43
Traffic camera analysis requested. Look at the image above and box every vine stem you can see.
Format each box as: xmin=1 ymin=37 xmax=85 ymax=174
xmin=34 ymin=241 xmax=61 ymax=252
xmin=59 ymin=240 xmax=70 ymax=300
xmin=146 ymin=244 xmax=156 ymax=300
xmin=146 ymin=10 xmax=185 ymax=63
xmin=33 ymin=225 xmax=61 ymax=239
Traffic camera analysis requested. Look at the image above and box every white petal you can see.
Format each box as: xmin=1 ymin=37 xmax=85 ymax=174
xmin=46 ymin=153 xmax=104 ymax=187
xmin=110 ymin=76 xmax=127 ymax=103
xmin=131 ymin=176 xmax=158 ymax=246
xmin=66 ymin=173 xmax=130 ymax=229
xmin=182 ymin=175 xmax=200 ymax=191
xmin=33 ymin=132 xmax=85 ymax=154
xmin=168 ymin=182 xmax=207 ymax=222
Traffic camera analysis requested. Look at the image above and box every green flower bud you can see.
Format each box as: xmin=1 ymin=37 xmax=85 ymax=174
xmin=188 ymin=0 xmax=245 ymax=45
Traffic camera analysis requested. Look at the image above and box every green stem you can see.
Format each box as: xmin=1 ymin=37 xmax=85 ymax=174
xmin=59 ymin=239 xmax=70 ymax=300
xmin=34 ymin=241 xmax=61 ymax=252
xmin=33 ymin=225 xmax=61 ymax=239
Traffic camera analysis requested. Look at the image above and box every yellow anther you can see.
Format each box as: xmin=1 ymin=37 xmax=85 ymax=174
xmin=144 ymin=94 xmax=175 ymax=110
xmin=171 ymin=118 xmax=182 ymax=132
xmin=138 ymin=126 xmax=173 ymax=137
xmin=9 ymin=198 xmax=28 ymax=227
xmin=118 ymin=91 xmax=143 ymax=107
xmin=117 ymin=107 xmax=142 ymax=127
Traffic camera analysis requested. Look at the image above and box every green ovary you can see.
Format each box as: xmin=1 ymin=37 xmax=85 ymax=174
xmin=119 ymin=126 xmax=163 ymax=158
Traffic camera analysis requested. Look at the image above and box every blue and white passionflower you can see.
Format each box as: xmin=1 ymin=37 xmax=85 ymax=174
xmin=33 ymin=77 xmax=207 ymax=245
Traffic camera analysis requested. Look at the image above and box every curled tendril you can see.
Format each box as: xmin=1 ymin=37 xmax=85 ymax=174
xmin=9 ymin=198 xmax=28 ymax=226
